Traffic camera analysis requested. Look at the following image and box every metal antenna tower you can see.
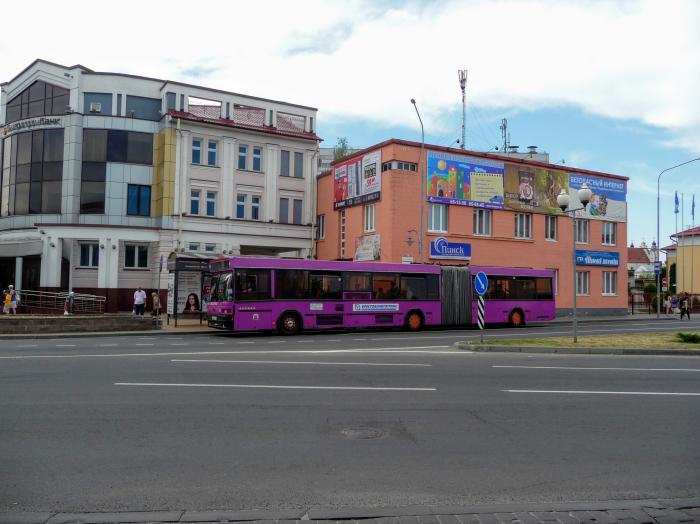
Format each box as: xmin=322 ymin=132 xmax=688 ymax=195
xmin=458 ymin=70 xmax=468 ymax=150
xmin=500 ymin=118 xmax=509 ymax=152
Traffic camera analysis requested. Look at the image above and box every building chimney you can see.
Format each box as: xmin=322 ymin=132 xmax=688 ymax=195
xmin=508 ymin=145 xmax=519 ymax=153
xmin=527 ymin=145 xmax=538 ymax=155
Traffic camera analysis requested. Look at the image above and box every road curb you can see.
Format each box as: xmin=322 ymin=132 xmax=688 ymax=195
xmin=2 ymin=498 xmax=698 ymax=523
xmin=454 ymin=341 xmax=700 ymax=355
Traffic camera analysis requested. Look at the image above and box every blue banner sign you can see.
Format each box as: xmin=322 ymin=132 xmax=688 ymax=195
xmin=575 ymin=250 xmax=620 ymax=267
xmin=429 ymin=237 xmax=471 ymax=260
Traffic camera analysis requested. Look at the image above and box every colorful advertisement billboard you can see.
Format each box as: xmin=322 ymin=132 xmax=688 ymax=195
xmin=333 ymin=150 xmax=382 ymax=210
xmin=426 ymin=151 xmax=504 ymax=209
xmin=354 ymin=234 xmax=381 ymax=261
xmin=569 ymin=174 xmax=627 ymax=222
xmin=503 ymin=166 xmax=569 ymax=214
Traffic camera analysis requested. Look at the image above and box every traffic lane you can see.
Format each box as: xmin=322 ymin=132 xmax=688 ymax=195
xmin=2 ymin=317 xmax=700 ymax=355
xmin=2 ymin=354 xmax=700 ymax=511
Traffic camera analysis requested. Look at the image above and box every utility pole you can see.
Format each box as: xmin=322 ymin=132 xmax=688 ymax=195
xmin=458 ymin=70 xmax=468 ymax=150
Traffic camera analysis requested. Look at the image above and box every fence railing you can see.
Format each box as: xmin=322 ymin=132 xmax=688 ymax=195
xmin=14 ymin=289 xmax=106 ymax=314
xmin=629 ymin=291 xmax=700 ymax=314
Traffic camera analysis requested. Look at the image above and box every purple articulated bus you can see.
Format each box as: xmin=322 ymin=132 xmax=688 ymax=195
xmin=206 ymin=257 xmax=555 ymax=335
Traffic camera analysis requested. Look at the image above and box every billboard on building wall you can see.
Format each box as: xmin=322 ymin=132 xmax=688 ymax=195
xmin=503 ymin=165 xmax=569 ymax=214
xmin=426 ymin=151 xmax=504 ymax=209
xmin=355 ymin=234 xmax=381 ymax=261
xmin=333 ymin=150 xmax=382 ymax=209
xmin=569 ymin=174 xmax=627 ymax=222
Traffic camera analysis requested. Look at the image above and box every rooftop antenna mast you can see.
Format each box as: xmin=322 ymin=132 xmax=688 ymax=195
xmin=500 ymin=118 xmax=510 ymax=153
xmin=458 ymin=70 xmax=468 ymax=150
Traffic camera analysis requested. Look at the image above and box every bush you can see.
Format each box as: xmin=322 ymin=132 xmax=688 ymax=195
xmin=643 ymin=283 xmax=657 ymax=294
xmin=677 ymin=332 xmax=700 ymax=343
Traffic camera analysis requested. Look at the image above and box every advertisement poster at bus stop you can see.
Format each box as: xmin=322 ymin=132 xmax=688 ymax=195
xmin=166 ymin=273 xmax=175 ymax=315
xmin=503 ymin=165 xmax=569 ymax=214
xmin=426 ymin=150 xmax=504 ymax=208
xmin=172 ymin=272 xmax=202 ymax=314
xmin=569 ymin=173 xmax=627 ymax=222
xmin=333 ymin=150 xmax=382 ymax=209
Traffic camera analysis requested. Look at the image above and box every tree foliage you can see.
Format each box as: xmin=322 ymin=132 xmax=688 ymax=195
xmin=333 ymin=137 xmax=350 ymax=161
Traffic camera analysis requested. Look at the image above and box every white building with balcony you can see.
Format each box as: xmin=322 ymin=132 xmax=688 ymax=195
xmin=0 ymin=59 xmax=320 ymax=311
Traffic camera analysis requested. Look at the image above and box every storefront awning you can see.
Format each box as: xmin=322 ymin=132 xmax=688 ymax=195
xmin=1 ymin=240 xmax=42 ymax=258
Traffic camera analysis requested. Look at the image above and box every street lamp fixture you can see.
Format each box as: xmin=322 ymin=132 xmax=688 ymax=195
xmin=557 ymin=183 xmax=592 ymax=343
xmin=411 ymin=99 xmax=426 ymax=263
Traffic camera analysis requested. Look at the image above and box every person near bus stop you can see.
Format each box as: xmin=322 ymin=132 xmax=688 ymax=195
xmin=64 ymin=291 xmax=75 ymax=316
xmin=133 ymin=286 xmax=147 ymax=316
xmin=671 ymin=294 xmax=679 ymax=314
xmin=680 ymin=292 xmax=691 ymax=320
xmin=8 ymin=285 xmax=18 ymax=314
xmin=151 ymin=291 xmax=161 ymax=317
xmin=663 ymin=295 xmax=671 ymax=315
xmin=3 ymin=290 xmax=11 ymax=314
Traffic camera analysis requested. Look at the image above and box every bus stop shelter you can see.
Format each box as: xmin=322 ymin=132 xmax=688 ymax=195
xmin=166 ymin=252 xmax=214 ymax=327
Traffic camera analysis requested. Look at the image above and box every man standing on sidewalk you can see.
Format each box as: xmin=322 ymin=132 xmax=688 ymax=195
xmin=133 ymin=286 xmax=147 ymax=316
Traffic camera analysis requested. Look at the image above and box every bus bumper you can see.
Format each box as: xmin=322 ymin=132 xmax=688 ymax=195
xmin=207 ymin=315 xmax=232 ymax=330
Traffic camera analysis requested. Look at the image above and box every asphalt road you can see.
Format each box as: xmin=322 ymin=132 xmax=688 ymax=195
xmin=1 ymin=318 xmax=700 ymax=513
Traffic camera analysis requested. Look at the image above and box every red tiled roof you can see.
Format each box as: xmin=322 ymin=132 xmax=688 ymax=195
xmin=661 ymin=244 xmax=677 ymax=252
xmin=671 ymin=225 xmax=700 ymax=238
xmin=168 ymin=109 xmax=321 ymax=142
xmin=628 ymin=247 xmax=652 ymax=264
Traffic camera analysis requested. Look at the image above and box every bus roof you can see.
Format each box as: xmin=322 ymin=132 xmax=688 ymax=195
xmin=213 ymin=257 xmax=442 ymax=274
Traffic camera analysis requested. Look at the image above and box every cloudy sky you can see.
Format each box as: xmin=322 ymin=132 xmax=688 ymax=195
xmin=2 ymin=0 xmax=699 ymax=248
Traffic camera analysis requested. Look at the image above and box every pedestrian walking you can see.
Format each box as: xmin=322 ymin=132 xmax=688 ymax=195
xmin=680 ymin=293 xmax=691 ymax=320
xmin=151 ymin=292 xmax=161 ymax=317
xmin=8 ymin=285 xmax=18 ymax=314
xmin=133 ymin=286 xmax=147 ymax=316
xmin=3 ymin=290 xmax=10 ymax=314
xmin=664 ymin=295 xmax=671 ymax=315
xmin=63 ymin=291 xmax=75 ymax=315
xmin=671 ymin=294 xmax=679 ymax=314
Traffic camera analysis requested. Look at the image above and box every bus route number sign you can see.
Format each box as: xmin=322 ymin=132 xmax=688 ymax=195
xmin=474 ymin=271 xmax=488 ymax=296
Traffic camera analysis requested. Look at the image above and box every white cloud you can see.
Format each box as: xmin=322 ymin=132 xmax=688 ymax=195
xmin=2 ymin=0 xmax=700 ymax=152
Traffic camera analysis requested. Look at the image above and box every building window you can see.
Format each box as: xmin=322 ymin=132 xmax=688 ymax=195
xmin=206 ymin=191 xmax=216 ymax=217
xmin=124 ymin=244 xmax=148 ymax=269
xmin=127 ymin=184 xmax=151 ymax=216
xmin=279 ymin=197 xmax=289 ymax=223
xmin=575 ymin=218 xmax=589 ymax=244
xmin=602 ymin=222 xmax=616 ymax=246
xmin=364 ymin=203 xmax=376 ymax=232
xmin=397 ymin=161 xmax=417 ymax=171
xmin=125 ymin=95 xmax=161 ymax=121
xmin=549 ymin=268 xmax=559 ymax=295
xmin=317 ymin=214 xmax=326 ymax=240
xmin=79 ymin=243 xmax=99 ymax=267
xmin=602 ymin=271 xmax=617 ymax=295
xmin=293 ymin=199 xmax=303 ymax=225
xmin=83 ymin=129 xmax=153 ymax=165
xmin=576 ymin=270 xmax=590 ymax=296
xmin=236 ymin=194 xmax=246 ymax=219
xmin=280 ymin=150 xmax=290 ymax=177
xmin=428 ymin=203 xmax=448 ymax=232
xmin=5 ymin=80 xmax=69 ymax=124
xmin=253 ymin=147 xmax=262 ymax=172
xmin=515 ymin=213 xmax=532 ymax=239
xmin=294 ymin=152 xmax=304 ymax=178
xmin=80 ymin=162 xmax=106 ymax=214
xmin=251 ymin=195 xmax=260 ymax=220
xmin=238 ymin=144 xmax=248 ymax=170
xmin=473 ymin=208 xmax=492 ymax=236
xmin=188 ymin=243 xmax=200 ymax=252
xmin=190 ymin=190 xmax=200 ymax=215
xmin=207 ymin=140 xmax=217 ymax=166
xmin=191 ymin=139 xmax=201 ymax=164
xmin=382 ymin=162 xmax=392 ymax=172
xmin=205 ymin=243 xmax=216 ymax=253
xmin=545 ymin=216 xmax=557 ymax=241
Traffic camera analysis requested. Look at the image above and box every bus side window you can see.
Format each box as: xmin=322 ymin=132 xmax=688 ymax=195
xmin=373 ymin=273 xmax=399 ymax=299
xmin=234 ymin=269 xmax=271 ymax=301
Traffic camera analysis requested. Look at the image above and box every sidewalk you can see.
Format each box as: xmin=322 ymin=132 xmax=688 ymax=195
xmin=551 ymin=313 xmax=677 ymax=324
xmin=2 ymin=498 xmax=698 ymax=524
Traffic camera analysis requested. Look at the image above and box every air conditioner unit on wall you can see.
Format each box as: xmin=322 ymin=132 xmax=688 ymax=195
xmin=89 ymin=102 xmax=102 ymax=113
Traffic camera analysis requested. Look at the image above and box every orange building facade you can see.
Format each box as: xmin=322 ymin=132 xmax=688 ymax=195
xmin=316 ymin=139 xmax=628 ymax=316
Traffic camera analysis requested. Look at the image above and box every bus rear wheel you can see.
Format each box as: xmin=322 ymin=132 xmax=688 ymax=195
xmin=278 ymin=312 xmax=301 ymax=335
xmin=509 ymin=309 xmax=525 ymax=328
xmin=405 ymin=311 xmax=424 ymax=332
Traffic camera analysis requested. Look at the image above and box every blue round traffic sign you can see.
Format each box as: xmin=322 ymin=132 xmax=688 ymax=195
xmin=474 ymin=271 xmax=488 ymax=296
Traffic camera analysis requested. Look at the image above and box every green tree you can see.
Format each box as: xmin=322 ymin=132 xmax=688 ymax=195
xmin=333 ymin=137 xmax=351 ymax=161
xmin=643 ymin=283 xmax=657 ymax=294
xmin=669 ymin=263 xmax=676 ymax=293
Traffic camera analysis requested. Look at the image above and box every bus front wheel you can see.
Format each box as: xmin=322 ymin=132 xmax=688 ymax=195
xmin=278 ymin=312 xmax=301 ymax=335
xmin=509 ymin=309 xmax=525 ymax=328
xmin=405 ymin=311 xmax=424 ymax=332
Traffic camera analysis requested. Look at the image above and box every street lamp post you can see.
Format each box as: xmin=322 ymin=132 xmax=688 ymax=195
xmin=656 ymin=158 xmax=700 ymax=319
xmin=557 ymin=184 xmax=593 ymax=343
xmin=411 ymin=99 xmax=425 ymax=263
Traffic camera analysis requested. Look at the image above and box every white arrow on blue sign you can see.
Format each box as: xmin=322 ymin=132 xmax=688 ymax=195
xmin=474 ymin=271 xmax=488 ymax=296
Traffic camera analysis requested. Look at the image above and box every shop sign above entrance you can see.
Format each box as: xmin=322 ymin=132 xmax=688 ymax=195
xmin=2 ymin=116 xmax=63 ymax=138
